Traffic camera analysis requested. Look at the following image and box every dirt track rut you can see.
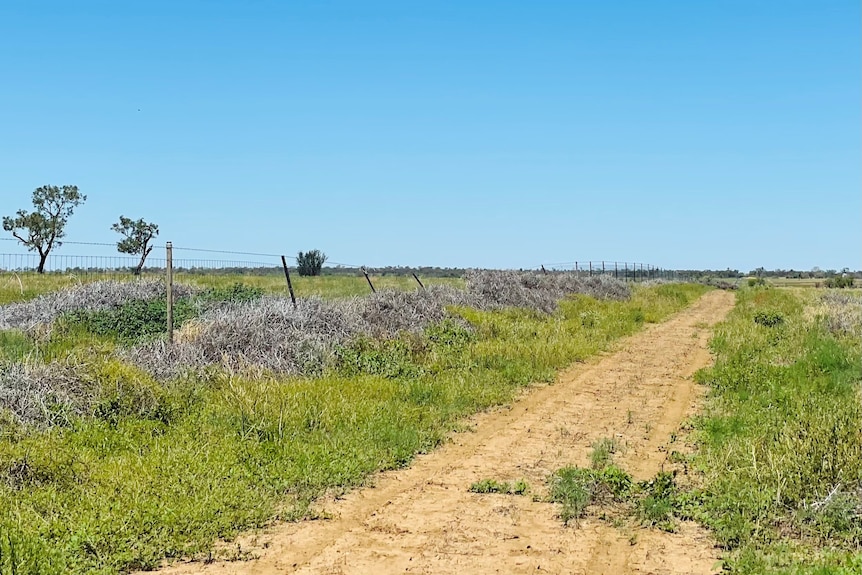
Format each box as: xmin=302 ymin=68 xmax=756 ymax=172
xmin=156 ymin=290 xmax=735 ymax=575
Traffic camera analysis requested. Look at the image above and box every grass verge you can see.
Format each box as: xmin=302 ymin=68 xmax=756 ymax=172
xmin=691 ymin=287 xmax=862 ymax=574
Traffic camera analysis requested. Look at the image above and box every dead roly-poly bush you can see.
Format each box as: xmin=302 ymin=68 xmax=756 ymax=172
xmin=124 ymin=286 xmax=480 ymax=380
xmin=0 ymin=361 xmax=95 ymax=428
xmin=465 ymin=270 xmax=630 ymax=313
xmin=125 ymin=273 xmax=631 ymax=380
xmin=0 ymin=280 xmax=196 ymax=336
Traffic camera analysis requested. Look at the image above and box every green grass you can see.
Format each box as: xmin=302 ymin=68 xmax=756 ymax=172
xmin=469 ymin=478 xmax=530 ymax=495
xmin=0 ymin=272 xmax=464 ymax=305
xmin=590 ymin=437 xmax=620 ymax=469
xmin=0 ymin=283 xmax=707 ymax=574
xmin=690 ymin=287 xmax=862 ymax=574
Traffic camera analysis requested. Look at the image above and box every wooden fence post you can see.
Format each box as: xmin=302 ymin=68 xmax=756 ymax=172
xmin=412 ymin=272 xmax=425 ymax=289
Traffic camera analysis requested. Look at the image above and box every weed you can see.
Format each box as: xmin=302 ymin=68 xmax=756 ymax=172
xmin=590 ymin=437 xmax=619 ymax=469
xmin=469 ymin=479 xmax=530 ymax=495
xmin=753 ymin=310 xmax=784 ymax=327
xmin=548 ymin=465 xmax=633 ymax=526
xmin=637 ymin=471 xmax=678 ymax=531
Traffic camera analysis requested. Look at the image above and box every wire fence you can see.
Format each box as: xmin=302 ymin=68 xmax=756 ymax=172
xmin=0 ymin=240 xmax=693 ymax=349
xmin=0 ymin=240 xmax=688 ymax=295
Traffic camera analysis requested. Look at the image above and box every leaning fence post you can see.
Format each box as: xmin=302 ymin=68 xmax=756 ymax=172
xmin=362 ymin=267 xmax=376 ymax=293
xmin=411 ymin=272 xmax=425 ymax=289
xmin=281 ymin=255 xmax=297 ymax=309
xmin=541 ymin=265 xmax=548 ymax=275
xmin=166 ymin=242 xmax=173 ymax=344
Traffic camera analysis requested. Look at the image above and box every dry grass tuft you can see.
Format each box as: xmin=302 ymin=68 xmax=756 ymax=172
xmin=807 ymin=291 xmax=862 ymax=338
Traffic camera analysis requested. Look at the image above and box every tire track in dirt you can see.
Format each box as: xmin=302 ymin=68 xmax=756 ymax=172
xmin=153 ymin=290 xmax=735 ymax=575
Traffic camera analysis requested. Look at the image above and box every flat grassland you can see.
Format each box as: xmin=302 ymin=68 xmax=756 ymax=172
xmin=0 ymin=272 xmax=464 ymax=304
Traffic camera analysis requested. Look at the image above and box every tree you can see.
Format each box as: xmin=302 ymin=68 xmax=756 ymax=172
xmin=112 ymin=216 xmax=159 ymax=275
xmin=2 ymin=185 xmax=86 ymax=273
xmin=296 ymin=250 xmax=327 ymax=276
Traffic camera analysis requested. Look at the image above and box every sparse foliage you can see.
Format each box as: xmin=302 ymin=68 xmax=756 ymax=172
xmin=112 ymin=216 xmax=159 ymax=275
xmin=2 ymin=185 xmax=87 ymax=273
xmin=296 ymin=250 xmax=327 ymax=276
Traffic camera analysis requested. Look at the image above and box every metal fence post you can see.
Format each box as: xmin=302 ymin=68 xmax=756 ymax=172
xmin=166 ymin=242 xmax=173 ymax=344
xmin=281 ymin=255 xmax=297 ymax=309
xmin=362 ymin=267 xmax=376 ymax=293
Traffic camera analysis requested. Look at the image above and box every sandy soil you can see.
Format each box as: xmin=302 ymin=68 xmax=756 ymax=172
xmin=152 ymin=290 xmax=735 ymax=575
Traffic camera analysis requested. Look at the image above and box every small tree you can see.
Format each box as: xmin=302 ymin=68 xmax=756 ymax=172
xmin=2 ymin=185 xmax=87 ymax=273
xmin=296 ymin=250 xmax=327 ymax=276
xmin=112 ymin=216 xmax=160 ymax=275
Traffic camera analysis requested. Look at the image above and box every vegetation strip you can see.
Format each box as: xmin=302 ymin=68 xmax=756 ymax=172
xmin=0 ymin=279 xmax=705 ymax=574
xmin=689 ymin=288 xmax=861 ymax=574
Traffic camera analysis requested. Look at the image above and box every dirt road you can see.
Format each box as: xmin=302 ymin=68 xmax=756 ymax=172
xmin=157 ymin=290 xmax=735 ymax=575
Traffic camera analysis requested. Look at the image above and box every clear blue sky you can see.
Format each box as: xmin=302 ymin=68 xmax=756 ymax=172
xmin=1 ymin=0 xmax=859 ymax=271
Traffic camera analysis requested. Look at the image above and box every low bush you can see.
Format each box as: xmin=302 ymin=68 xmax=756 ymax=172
xmin=824 ymin=276 xmax=855 ymax=289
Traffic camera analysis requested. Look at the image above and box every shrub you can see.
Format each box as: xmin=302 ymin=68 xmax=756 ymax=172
xmin=824 ymin=276 xmax=855 ymax=289
xmin=200 ymin=283 xmax=264 ymax=304
xmin=296 ymin=250 xmax=327 ymax=276
xmin=753 ymin=310 xmax=784 ymax=327
xmin=61 ymin=297 xmax=198 ymax=343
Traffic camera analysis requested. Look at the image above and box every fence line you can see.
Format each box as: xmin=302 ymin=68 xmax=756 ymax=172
xmin=0 ymin=237 xmax=687 ymax=285
xmin=0 ymin=253 xmax=686 ymax=282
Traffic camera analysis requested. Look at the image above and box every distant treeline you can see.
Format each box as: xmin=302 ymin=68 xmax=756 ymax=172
xmin=679 ymin=268 xmax=862 ymax=279
xmin=29 ymin=265 xmax=862 ymax=280
xmin=58 ymin=265 xmax=469 ymax=278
